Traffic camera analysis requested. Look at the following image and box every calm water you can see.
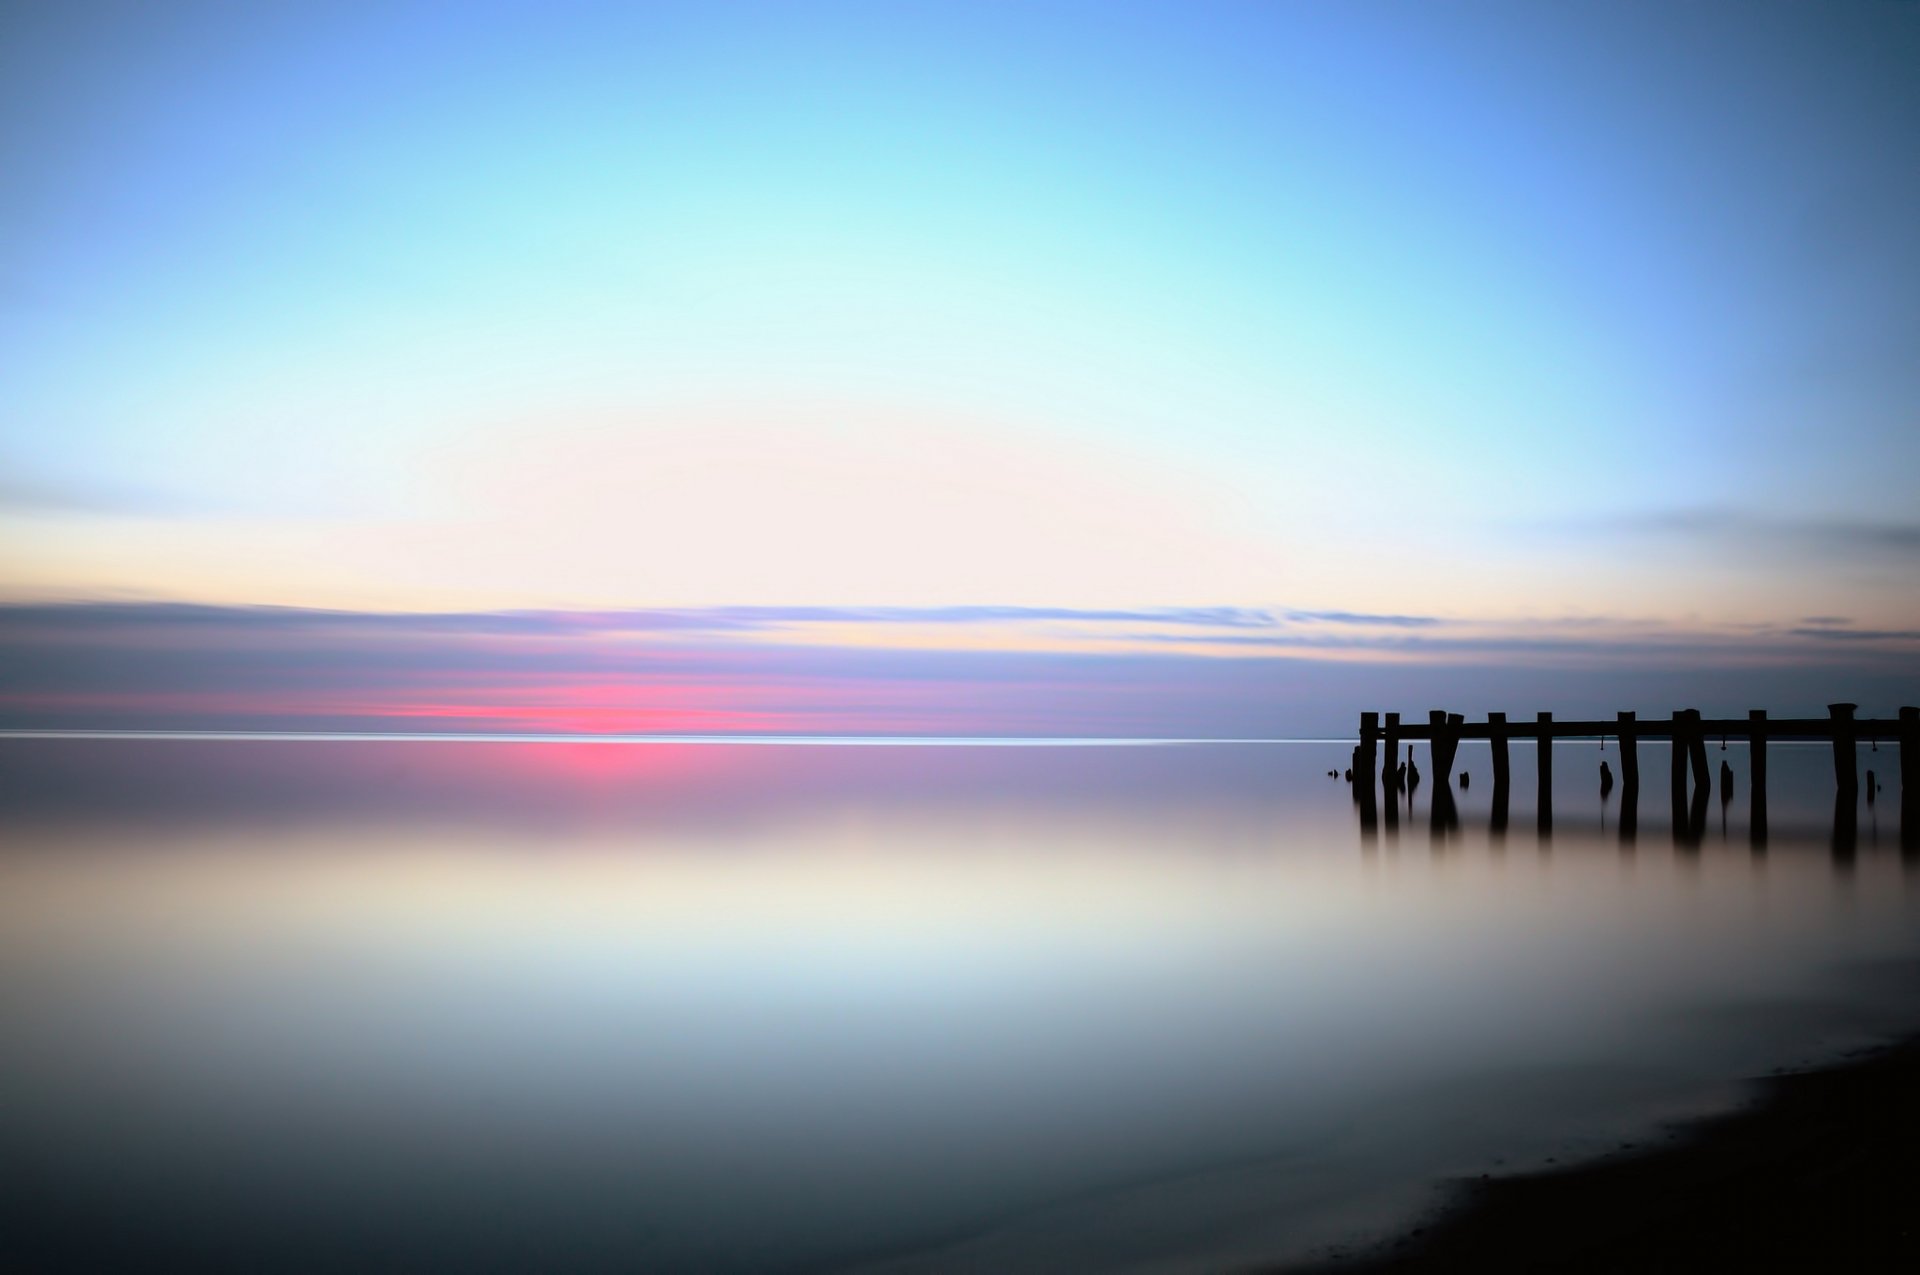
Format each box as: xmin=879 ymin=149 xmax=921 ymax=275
xmin=1 ymin=737 xmax=1916 ymax=1272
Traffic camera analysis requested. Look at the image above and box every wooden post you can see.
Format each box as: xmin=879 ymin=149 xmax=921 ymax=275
xmin=1685 ymin=709 xmax=1710 ymax=794
xmin=1357 ymin=714 xmax=1379 ymax=831
xmin=1749 ymin=709 xmax=1768 ymax=847
xmin=1448 ymin=713 xmax=1464 ymax=784
xmin=1428 ymin=710 xmax=1452 ymax=785
xmin=1670 ymin=709 xmax=1689 ymax=804
xmin=1381 ymin=712 xmax=1401 ymax=790
xmin=1829 ymin=703 xmax=1858 ymax=797
xmin=1900 ymin=707 xmax=1918 ymax=854
xmin=1617 ymin=711 xmax=1638 ymax=791
xmin=1537 ymin=711 xmax=1553 ymax=833
xmin=1487 ymin=713 xmax=1510 ymax=836
xmin=1899 ymin=706 xmax=1917 ymax=792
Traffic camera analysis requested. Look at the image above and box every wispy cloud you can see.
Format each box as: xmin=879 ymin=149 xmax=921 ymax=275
xmin=0 ymin=471 xmax=212 ymax=519
xmin=1282 ymin=609 xmax=1442 ymax=628
xmin=2 ymin=600 xmax=1915 ymax=738
xmin=1789 ymin=626 xmax=1920 ymax=642
xmin=1550 ymin=508 xmax=1920 ymax=563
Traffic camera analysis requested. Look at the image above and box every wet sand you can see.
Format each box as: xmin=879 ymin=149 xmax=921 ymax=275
xmin=1294 ymin=1036 xmax=1920 ymax=1272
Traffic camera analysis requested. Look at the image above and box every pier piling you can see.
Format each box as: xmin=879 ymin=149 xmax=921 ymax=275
xmin=1617 ymin=711 xmax=1638 ymax=792
xmin=1381 ymin=712 xmax=1401 ymax=791
xmin=1829 ymin=703 xmax=1858 ymax=799
xmin=1429 ymin=710 xmax=1452 ymax=786
xmin=1488 ymin=713 xmax=1510 ymax=789
xmin=1901 ymin=706 xmax=1917 ymax=791
xmin=1684 ymin=710 xmax=1710 ymax=794
xmin=1347 ymin=705 xmax=1907 ymax=842
xmin=1537 ymin=711 xmax=1553 ymax=833
xmin=1670 ymin=710 xmax=1689 ymax=806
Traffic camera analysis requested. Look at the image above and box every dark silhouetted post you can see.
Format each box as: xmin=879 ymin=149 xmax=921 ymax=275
xmin=1901 ymin=706 xmax=1918 ymax=792
xmin=1829 ymin=703 xmax=1858 ymax=799
xmin=1357 ymin=713 xmax=1379 ymax=829
xmin=1489 ymin=712 xmax=1510 ymax=788
xmin=1537 ymin=711 xmax=1553 ymax=833
xmin=1902 ymin=707 xmax=1918 ymax=854
xmin=1429 ymin=710 xmax=1451 ymax=786
xmin=1447 ymin=713 xmax=1464 ymax=788
xmin=1617 ymin=711 xmax=1638 ymax=792
xmin=1749 ymin=709 xmax=1768 ymax=848
xmin=1486 ymin=713 xmax=1509 ymax=837
xmin=1381 ymin=712 xmax=1401 ymax=790
xmin=1670 ymin=709 xmax=1689 ymax=806
xmin=1684 ymin=710 xmax=1710 ymax=795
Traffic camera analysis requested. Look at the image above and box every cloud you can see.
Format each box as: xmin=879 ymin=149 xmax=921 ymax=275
xmin=2 ymin=600 xmax=1916 ymax=738
xmin=1553 ymin=508 xmax=1920 ymax=563
xmin=1788 ymin=626 xmax=1920 ymax=642
xmin=0 ymin=472 xmax=209 ymax=518
xmin=1282 ymin=609 xmax=1442 ymax=628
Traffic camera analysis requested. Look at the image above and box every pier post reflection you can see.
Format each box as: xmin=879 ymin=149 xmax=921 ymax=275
xmin=1832 ymin=787 xmax=1857 ymax=866
xmin=1430 ymin=777 xmax=1459 ymax=841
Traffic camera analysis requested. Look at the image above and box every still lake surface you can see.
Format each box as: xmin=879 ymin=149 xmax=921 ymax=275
xmin=2 ymin=736 xmax=1917 ymax=1272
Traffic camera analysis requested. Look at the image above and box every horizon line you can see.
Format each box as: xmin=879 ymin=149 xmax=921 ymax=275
xmin=0 ymin=729 xmax=1328 ymax=746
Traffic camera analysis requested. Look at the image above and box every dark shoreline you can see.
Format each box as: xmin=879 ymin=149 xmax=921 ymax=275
xmin=1290 ymin=1035 xmax=1920 ymax=1273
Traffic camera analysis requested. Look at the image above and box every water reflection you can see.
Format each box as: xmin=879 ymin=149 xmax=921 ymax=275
xmin=1349 ymin=739 xmax=1908 ymax=854
xmin=1 ymin=739 xmax=1917 ymax=1274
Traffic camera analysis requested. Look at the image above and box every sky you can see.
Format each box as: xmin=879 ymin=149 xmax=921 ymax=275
xmin=2 ymin=1 xmax=1916 ymax=734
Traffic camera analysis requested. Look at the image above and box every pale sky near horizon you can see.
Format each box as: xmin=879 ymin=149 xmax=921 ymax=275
xmin=4 ymin=1 xmax=1918 ymax=643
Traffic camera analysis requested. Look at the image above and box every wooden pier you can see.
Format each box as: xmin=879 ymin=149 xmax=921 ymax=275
xmin=1349 ymin=704 xmax=1918 ymax=848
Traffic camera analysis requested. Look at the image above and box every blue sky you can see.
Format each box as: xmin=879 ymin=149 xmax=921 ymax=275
xmin=1 ymin=2 xmax=1916 ymax=729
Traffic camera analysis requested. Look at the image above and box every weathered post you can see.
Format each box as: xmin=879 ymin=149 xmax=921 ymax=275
xmin=1357 ymin=713 xmax=1379 ymax=829
xmin=1829 ymin=703 xmax=1858 ymax=798
xmin=1897 ymin=706 xmax=1916 ymax=792
xmin=1670 ymin=710 xmax=1689 ymax=806
xmin=1486 ymin=713 xmax=1509 ymax=837
xmin=1749 ymin=709 xmax=1768 ymax=848
xmin=1685 ymin=710 xmax=1710 ymax=795
xmin=1902 ymin=707 xmax=1918 ymax=854
xmin=1381 ymin=712 xmax=1401 ymax=790
xmin=1429 ymin=710 xmax=1452 ymax=786
xmin=1489 ymin=712 xmax=1511 ymax=789
xmin=1537 ymin=711 xmax=1553 ymax=833
xmin=1617 ymin=711 xmax=1639 ymax=792
xmin=1448 ymin=713 xmax=1464 ymax=786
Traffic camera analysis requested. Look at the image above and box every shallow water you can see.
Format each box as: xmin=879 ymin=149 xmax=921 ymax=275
xmin=1 ymin=738 xmax=1915 ymax=1272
